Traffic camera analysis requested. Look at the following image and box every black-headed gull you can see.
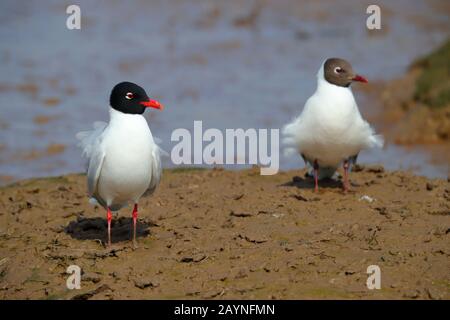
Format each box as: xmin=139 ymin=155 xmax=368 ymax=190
xmin=77 ymin=82 xmax=164 ymax=246
xmin=283 ymin=58 xmax=383 ymax=192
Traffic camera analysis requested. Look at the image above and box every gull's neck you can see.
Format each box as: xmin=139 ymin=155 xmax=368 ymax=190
xmin=109 ymin=107 xmax=145 ymax=122
xmin=315 ymin=62 xmax=354 ymax=98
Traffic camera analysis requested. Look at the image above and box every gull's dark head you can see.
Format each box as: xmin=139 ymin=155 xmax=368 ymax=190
xmin=110 ymin=81 xmax=163 ymax=115
xmin=323 ymin=58 xmax=368 ymax=87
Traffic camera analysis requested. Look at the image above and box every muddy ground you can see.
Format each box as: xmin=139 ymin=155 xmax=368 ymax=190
xmin=0 ymin=166 xmax=449 ymax=300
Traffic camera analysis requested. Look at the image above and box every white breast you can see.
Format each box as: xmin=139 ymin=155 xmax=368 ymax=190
xmin=97 ymin=108 xmax=155 ymax=209
xmin=283 ymin=75 xmax=380 ymax=168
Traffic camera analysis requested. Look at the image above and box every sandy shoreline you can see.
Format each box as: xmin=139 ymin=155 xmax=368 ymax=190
xmin=0 ymin=167 xmax=448 ymax=299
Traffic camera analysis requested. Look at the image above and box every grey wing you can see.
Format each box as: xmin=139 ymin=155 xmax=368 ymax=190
xmin=87 ymin=149 xmax=105 ymax=198
xmin=145 ymin=144 xmax=163 ymax=195
xmin=76 ymin=122 xmax=107 ymax=198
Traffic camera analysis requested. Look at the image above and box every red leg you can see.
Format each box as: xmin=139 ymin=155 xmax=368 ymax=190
xmin=343 ymin=160 xmax=350 ymax=192
xmin=106 ymin=207 xmax=112 ymax=246
xmin=313 ymin=160 xmax=319 ymax=192
xmin=132 ymin=204 xmax=138 ymax=246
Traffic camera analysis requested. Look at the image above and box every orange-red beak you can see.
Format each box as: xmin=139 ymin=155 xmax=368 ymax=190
xmin=352 ymin=75 xmax=368 ymax=83
xmin=140 ymin=99 xmax=164 ymax=110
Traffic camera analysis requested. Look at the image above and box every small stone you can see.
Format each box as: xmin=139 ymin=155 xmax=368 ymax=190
xmin=134 ymin=278 xmax=157 ymax=289
xmin=426 ymin=182 xmax=434 ymax=191
xmin=359 ymin=195 xmax=374 ymax=203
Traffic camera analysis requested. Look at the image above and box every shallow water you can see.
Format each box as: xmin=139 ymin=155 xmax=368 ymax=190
xmin=0 ymin=0 xmax=449 ymax=183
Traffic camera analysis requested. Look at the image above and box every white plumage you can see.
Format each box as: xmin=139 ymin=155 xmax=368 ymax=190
xmin=76 ymin=107 xmax=163 ymax=211
xmin=283 ymin=61 xmax=383 ymax=179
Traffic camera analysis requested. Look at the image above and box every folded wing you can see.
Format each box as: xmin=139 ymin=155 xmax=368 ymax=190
xmin=76 ymin=122 xmax=107 ymax=198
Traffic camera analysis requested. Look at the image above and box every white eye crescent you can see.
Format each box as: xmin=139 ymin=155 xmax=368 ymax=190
xmin=125 ymin=92 xmax=134 ymax=100
xmin=334 ymin=67 xmax=343 ymax=74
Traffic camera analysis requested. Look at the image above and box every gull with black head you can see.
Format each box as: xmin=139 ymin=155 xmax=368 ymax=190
xmin=77 ymin=82 xmax=164 ymax=246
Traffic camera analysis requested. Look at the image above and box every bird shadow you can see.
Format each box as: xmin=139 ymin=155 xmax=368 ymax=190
xmin=280 ymin=174 xmax=343 ymax=190
xmin=65 ymin=216 xmax=155 ymax=244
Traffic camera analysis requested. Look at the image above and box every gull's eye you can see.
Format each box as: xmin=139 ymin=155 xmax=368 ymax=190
xmin=125 ymin=92 xmax=134 ymax=100
xmin=334 ymin=67 xmax=343 ymax=74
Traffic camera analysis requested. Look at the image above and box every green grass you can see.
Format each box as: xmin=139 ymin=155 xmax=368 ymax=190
xmin=413 ymin=39 xmax=450 ymax=109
